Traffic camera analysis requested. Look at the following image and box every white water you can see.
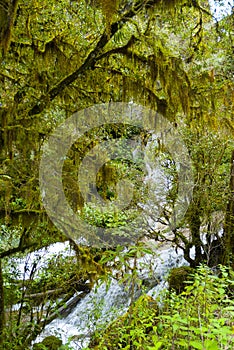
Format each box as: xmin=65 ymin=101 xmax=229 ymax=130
xmin=13 ymin=241 xmax=75 ymax=280
xmin=209 ymin=0 xmax=233 ymax=20
xmin=29 ymin=122 xmax=193 ymax=348
xmin=32 ymin=243 xmax=189 ymax=349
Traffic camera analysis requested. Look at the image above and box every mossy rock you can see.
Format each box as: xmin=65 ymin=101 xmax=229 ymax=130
xmin=168 ymin=266 xmax=194 ymax=294
xmin=89 ymin=294 xmax=158 ymax=349
xmin=33 ymin=336 xmax=62 ymax=350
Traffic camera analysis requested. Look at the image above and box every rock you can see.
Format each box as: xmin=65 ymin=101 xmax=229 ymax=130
xmin=33 ymin=335 xmax=62 ymax=350
xmin=168 ymin=266 xmax=194 ymax=294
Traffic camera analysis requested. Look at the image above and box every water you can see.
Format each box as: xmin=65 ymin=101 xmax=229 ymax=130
xmin=12 ymin=241 xmax=75 ymax=279
xmin=209 ymin=0 xmax=233 ymax=20
xmin=35 ymin=278 xmax=131 ymax=349
xmin=29 ymin=127 xmax=192 ymax=348
xmin=32 ymin=243 xmax=189 ymax=349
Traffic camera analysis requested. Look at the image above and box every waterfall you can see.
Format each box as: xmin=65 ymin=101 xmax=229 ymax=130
xmin=32 ymin=243 xmax=189 ymax=349
xmin=29 ymin=122 xmax=194 ymax=348
xmin=13 ymin=241 xmax=75 ymax=280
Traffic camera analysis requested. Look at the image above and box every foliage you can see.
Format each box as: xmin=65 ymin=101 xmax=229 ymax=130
xmin=0 ymin=0 xmax=232 ymax=263
xmin=0 ymin=0 xmax=233 ymax=347
xmin=81 ymin=203 xmax=130 ymax=228
xmin=87 ymin=294 xmax=159 ymax=350
xmin=0 ymin=242 xmax=102 ymax=349
xmin=87 ymin=265 xmax=234 ymax=350
xmin=154 ymin=265 xmax=234 ymax=350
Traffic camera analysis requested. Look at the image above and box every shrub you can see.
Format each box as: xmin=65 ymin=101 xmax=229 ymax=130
xmin=87 ymin=265 xmax=234 ymax=350
xmin=88 ymin=294 xmax=159 ymax=349
xmin=150 ymin=265 xmax=234 ymax=350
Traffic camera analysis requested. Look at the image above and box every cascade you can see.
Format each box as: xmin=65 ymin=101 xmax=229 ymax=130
xmin=29 ymin=131 xmax=192 ymax=348
xmin=32 ymin=243 xmax=189 ymax=349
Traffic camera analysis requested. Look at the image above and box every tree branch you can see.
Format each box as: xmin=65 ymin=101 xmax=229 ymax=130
xmin=0 ymin=243 xmax=37 ymax=259
xmin=27 ymin=0 xmax=162 ymax=117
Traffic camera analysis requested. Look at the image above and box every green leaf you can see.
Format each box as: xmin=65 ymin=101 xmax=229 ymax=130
xmin=148 ymin=341 xmax=163 ymax=350
xmin=172 ymin=324 xmax=180 ymax=331
xmin=176 ymin=339 xmax=188 ymax=346
xmin=204 ymin=340 xmax=219 ymax=350
xmin=190 ymin=340 xmax=203 ymax=349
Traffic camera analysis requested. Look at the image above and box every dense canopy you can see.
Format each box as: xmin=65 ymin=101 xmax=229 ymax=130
xmin=0 ymin=0 xmax=233 ymax=348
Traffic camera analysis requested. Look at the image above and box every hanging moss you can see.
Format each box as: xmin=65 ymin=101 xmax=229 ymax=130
xmin=160 ymin=0 xmax=186 ymax=10
xmin=97 ymin=0 xmax=118 ymax=37
xmin=0 ymin=0 xmax=19 ymax=55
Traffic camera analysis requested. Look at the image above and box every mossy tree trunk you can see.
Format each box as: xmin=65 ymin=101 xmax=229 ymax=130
xmin=223 ymin=150 xmax=234 ymax=267
xmin=188 ymin=202 xmax=203 ymax=267
xmin=186 ymin=166 xmax=204 ymax=267
xmin=0 ymin=259 xmax=5 ymax=344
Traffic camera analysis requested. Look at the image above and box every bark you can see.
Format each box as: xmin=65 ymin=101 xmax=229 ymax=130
xmin=223 ymin=150 xmax=234 ymax=267
xmin=0 ymin=0 xmax=19 ymax=55
xmin=189 ymin=206 xmax=203 ymax=267
xmin=182 ymin=243 xmax=196 ymax=267
xmin=0 ymin=259 xmax=5 ymax=343
xmin=24 ymin=289 xmax=64 ymax=300
xmin=24 ymin=280 xmax=91 ymax=301
xmin=186 ymin=190 xmax=204 ymax=267
xmin=0 ymin=242 xmax=37 ymax=259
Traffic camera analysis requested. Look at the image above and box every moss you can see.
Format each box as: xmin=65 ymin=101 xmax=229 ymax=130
xmin=168 ymin=266 xmax=194 ymax=294
xmin=33 ymin=335 xmax=62 ymax=350
xmin=0 ymin=0 xmax=19 ymax=55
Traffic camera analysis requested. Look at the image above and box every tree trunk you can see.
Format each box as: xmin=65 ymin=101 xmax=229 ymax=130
xmin=0 ymin=259 xmax=5 ymax=344
xmin=187 ymin=186 xmax=204 ymax=268
xmin=190 ymin=207 xmax=203 ymax=266
xmin=223 ymin=150 xmax=234 ymax=267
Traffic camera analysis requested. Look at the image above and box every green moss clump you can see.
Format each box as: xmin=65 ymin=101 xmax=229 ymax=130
xmin=33 ymin=335 xmax=62 ymax=350
xmin=168 ymin=266 xmax=194 ymax=294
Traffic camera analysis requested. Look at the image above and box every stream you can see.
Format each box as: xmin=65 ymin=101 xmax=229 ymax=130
xmin=23 ymin=241 xmax=190 ymax=349
xmin=24 ymin=110 xmax=194 ymax=348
